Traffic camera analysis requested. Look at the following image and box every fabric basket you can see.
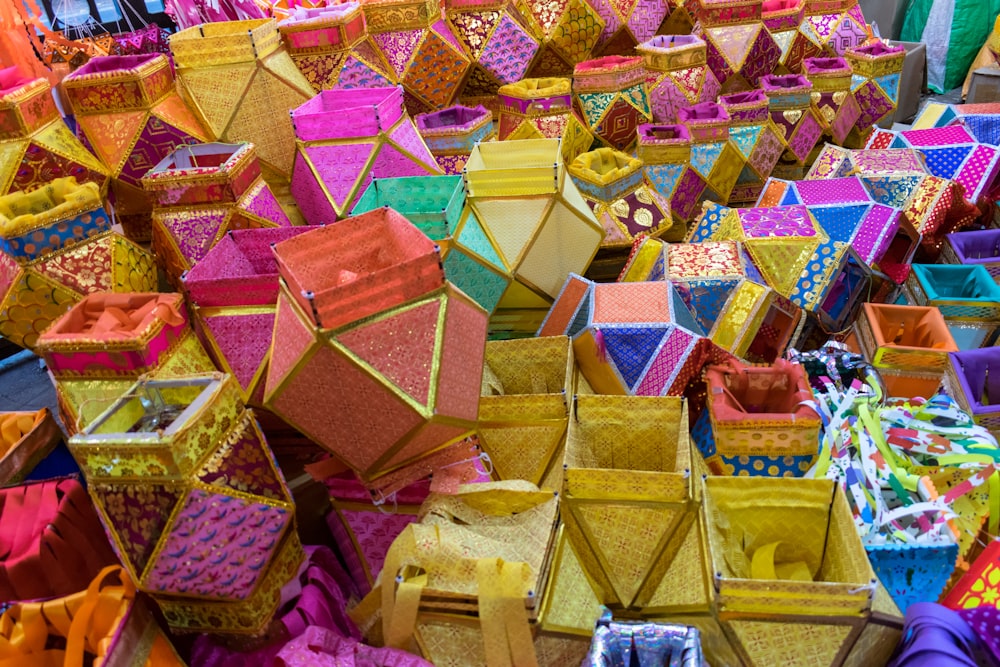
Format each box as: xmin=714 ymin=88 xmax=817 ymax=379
xmin=170 ymin=19 xmax=314 ymax=179
xmin=636 ymin=123 xmax=707 ymax=224
xmin=844 ymin=41 xmax=906 ymax=146
xmin=36 ymin=292 xmax=216 ymax=432
xmin=702 ymin=476 xmax=880 ymax=666
xmin=290 ymin=86 xmax=441 ymax=223
xmin=695 ymin=359 xmax=821 ymax=477
xmin=478 ymin=336 xmax=572 ymax=490
xmin=355 ymin=480 xmax=560 ymax=666
xmin=68 ymin=373 xmax=303 ymax=634
xmin=941 ymin=229 xmax=1000 ymax=285
xmin=562 ymin=394 xmax=701 ymax=611
xmin=0 ymin=566 xmax=186 ymax=666
xmin=901 ymin=264 xmax=1000 ymax=350
xmin=676 ymin=103 xmax=743 ymax=204
xmin=414 ymin=105 xmax=494 ymax=174
xmin=62 ymin=53 xmax=210 ymax=242
xmin=144 ymin=142 xmax=292 ymax=288
xmin=181 ymin=227 xmax=314 ymax=405
xmin=463 ymin=138 xmax=604 ymax=337
xmin=851 ymin=302 xmax=959 ymax=399
xmin=496 ymin=77 xmax=594 ymax=165
xmin=717 ymin=90 xmax=783 ymax=205
xmin=0 ymin=73 xmax=108 ymax=199
xmin=0 ymin=408 xmax=62 ymax=484
xmin=760 ymin=73 xmax=823 ymax=174
xmin=277 ymin=2 xmax=397 ymax=93
xmin=572 ymin=55 xmax=651 ymax=151
xmin=803 ymin=56 xmax=861 ymax=146
xmin=351 ymin=174 xmax=508 ymax=315
xmin=637 ymin=35 xmax=720 ymax=125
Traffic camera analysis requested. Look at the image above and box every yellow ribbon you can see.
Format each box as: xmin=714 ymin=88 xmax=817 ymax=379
xmin=0 ymin=566 xmax=133 ymax=667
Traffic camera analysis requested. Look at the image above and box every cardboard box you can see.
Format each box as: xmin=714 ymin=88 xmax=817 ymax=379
xmin=878 ymin=41 xmax=927 ymax=127
xmin=858 ymin=0 xmax=908 ymax=40
xmin=967 ymin=66 xmax=1000 ymax=105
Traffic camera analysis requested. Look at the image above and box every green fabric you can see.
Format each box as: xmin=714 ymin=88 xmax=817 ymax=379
xmin=902 ymin=0 xmax=1000 ymax=93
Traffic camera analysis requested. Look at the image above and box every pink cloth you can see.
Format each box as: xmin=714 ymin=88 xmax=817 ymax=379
xmin=276 ymin=626 xmax=434 ymax=667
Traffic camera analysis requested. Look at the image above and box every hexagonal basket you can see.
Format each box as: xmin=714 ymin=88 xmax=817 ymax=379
xmin=478 ymin=335 xmax=573 ymax=490
xmin=144 ymin=142 xmax=292 ymax=288
xmin=464 ymin=138 xmax=604 ymax=317
xmin=693 ymin=359 xmax=821 ymax=477
xmin=290 ymin=86 xmax=441 ymax=223
xmin=0 ymin=74 xmax=108 ymax=199
xmin=62 ymin=53 xmax=210 ymax=242
xmin=0 ymin=178 xmax=157 ymax=351
xmin=68 ymin=373 xmax=302 ymax=634
xmin=181 ymin=227 xmax=315 ymax=405
xmin=352 ymin=175 xmax=509 ymax=315
xmin=264 ymin=210 xmax=488 ymax=491
xmin=35 ymin=292 xmax=216 ymax=433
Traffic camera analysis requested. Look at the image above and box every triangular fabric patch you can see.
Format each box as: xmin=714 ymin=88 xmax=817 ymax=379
xmin=266 ymin=293 xmax=317 ymax=393
xmin=921 ymin=146 xmax=973 ymax=180
xmin=689 ymin=141 xmax=725 ymax=179
xmin=456 ymin=211 xmax=505 ymax=270
xmin=380 ymin=421 xmax=469 ymax=471
xmin=91 ymin=482 xmax=182 ymax=575
xmin=771 ymin=29 xmax=795 ymax=59
xmin=670 ymin=66 xmax=706 ymax=102
xmin=647 ymin=517 xmax=710 ymax=607
xmin=304 ymin=142 xmax=376 ymax=211
xmin=671 ymin=288 xmax=707 ymax=336
xmin=450 ymin=10 xmax=501 ymax=58
xmin=602 ymin=327 xmax=667 ymax=390
xmin=808 ymin=205 xmax=869 ymax=245
xmin=875 ymin=73 xmax=901 ymax=103
xmin=336 ymin=298 xmax=442 ymax=406
xmin=34 ymin=235 xmax=113 ymax=294
xmin=36 ymin=122 xmax=107 ymax=172
xmin=675 ymin=279 xmax=737 ymax=334
xmin=178 ymin=64 xmax=255 ymax=137
xmin=370 ymin=142 xmax=436 ymax=186
xmin=241 ymin=182 xmax=292 ymax=227
xmin=386 ymin=120 xmax=439 ymax=171
xmin=290 ymin=154 xmax=338 ymax=223
xmin=478 ymin=421 xmax=565 ymax=486
xmin=707 ymin=24 xmax=758 ymax=70
xmin=730 ymin=124 xmax=763 ymax=160
xmin=151 ymin=94 xmax=210 ymax=142
xmin=197 ymin=418 xmax=286 ymax=499
xmin=747 ymin=239 xmax=813 ymax=297
xmin=443 ymin=250 xmax=508 ymax=314
xmin=0 ymin=140 xmax=24 ymax=192
xmin=202 ymin=312 xmax=275 ymax=392
xmin=82 ymin=111 xmax=147 ymax=172
xmin=543 ymin=533 xmax=603 ymax=634
xmin=162 ymin=210 xmax=228 ymax=266
xmin=373 ymin=29 xmax=423 ymax=78
xmin=573 ymin=503 xmax=680 ymax=606
xmin=472 ymin=197 xmax=549 ymax=268
xmin=644 ymin=163 xmax=685 ymax=196
xmin=728 ymin=619 xmax=853 ymax=667
xmin=634 ymin=327 xmax=695 ymax=396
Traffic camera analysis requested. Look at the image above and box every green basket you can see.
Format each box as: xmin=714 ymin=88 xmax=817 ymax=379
xmin=352 ymin=175 xmax=465 ymax=241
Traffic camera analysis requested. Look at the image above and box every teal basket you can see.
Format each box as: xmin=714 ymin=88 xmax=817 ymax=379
xmin=352 ymin=175 xmax=465 ymax=242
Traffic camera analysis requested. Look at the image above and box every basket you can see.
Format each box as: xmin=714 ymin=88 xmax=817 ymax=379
xmin=477 ymin=336 xmax=572 ymax=489
xmin=69 ymin=373 xmax=303 ymax=634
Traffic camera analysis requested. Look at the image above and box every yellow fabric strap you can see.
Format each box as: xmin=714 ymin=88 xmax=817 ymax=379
xmin=377 ymin=525 xmax=538 ymax=666
xmin=477 ymin=558 xmax=538 ymax=667
xmin=749 ymin=542 xmax=814 ymax=582
xmin=0 ymin=566 xmax=132 ymax=667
